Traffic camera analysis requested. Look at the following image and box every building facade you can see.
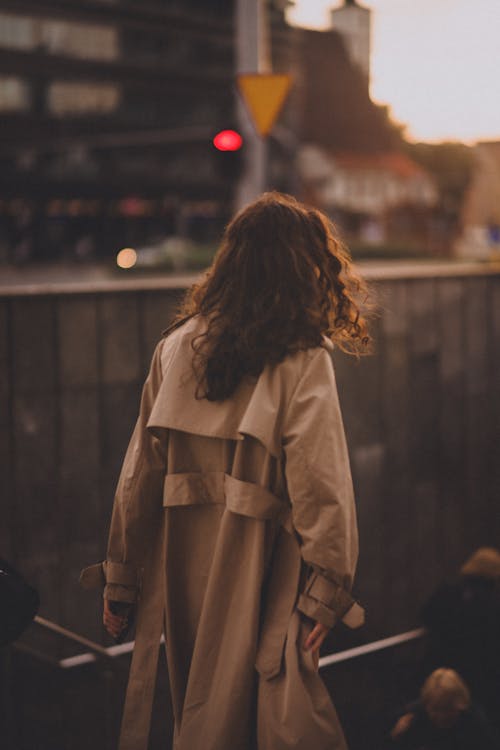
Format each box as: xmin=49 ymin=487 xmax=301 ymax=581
xmin=298 ymin=145 xmax=437 ymax=249
xmin=0 ymin=0 xmax=408 ymax=264
xmin=0 ymin=1 xmax=237 ymax=263
xmin=455 ymin=141 xmax=500 ymax=259
xmin=330 ymin=0 xmax=371 ymax=84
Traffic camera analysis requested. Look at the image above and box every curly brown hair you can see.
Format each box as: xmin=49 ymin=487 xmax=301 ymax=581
xmin=172 ymin=191 xmax=371 ymax=401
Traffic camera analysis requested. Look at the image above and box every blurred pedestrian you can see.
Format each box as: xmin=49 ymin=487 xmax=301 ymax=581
xmin=0 ymin=558 xmax=39 ymax=647
xmin=80 ymin=191 xmax=369 ymax=750
xmin=421 ymin=547 xmax=500 ymax=725
xmin=389 ymin=668 xmax=497 ymax=750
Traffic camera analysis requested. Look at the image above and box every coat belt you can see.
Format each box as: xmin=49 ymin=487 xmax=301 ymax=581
xmin=162 ymin=471 xmax=292 ymax=526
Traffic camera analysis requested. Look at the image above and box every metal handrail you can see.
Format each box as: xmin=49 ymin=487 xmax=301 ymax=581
xmin=30 ymin=615 xmax=123 ymax=667
xmin=318 ymin=628 xmax=425 ymax=669
xmin=28 ymin=615 xmax=426 ymax=671
xmin=8 ymin=616 xmax=123 ymax=750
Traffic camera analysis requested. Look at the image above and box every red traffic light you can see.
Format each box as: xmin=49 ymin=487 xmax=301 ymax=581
xmin=213 ymin=129 xmax=243 ymax=152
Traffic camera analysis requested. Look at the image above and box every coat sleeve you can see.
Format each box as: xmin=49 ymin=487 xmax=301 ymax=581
xmin=79 ymin=340 xmax=167 ymax=604
xmin=282 ymin=347 xmax=364 ymax=629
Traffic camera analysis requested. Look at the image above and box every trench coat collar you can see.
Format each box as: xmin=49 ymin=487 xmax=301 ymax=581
xmin=147 ymin=316 xmax=334 ymax=459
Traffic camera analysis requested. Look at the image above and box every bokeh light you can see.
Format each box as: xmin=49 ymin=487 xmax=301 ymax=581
xmin=116 ymin=247 xmax=137 ymax=269
xmin=213 ymin=129 xmax=243 ymax=152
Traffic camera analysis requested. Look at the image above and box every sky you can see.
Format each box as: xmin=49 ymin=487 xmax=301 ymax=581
xmin=287 ymin=0 xmax=500 ymax=144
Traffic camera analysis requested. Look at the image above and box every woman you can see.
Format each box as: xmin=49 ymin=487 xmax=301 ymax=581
xmin=81 ymin=191 xmax=369 ymax=750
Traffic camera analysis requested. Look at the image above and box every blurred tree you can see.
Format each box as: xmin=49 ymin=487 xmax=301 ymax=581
xmin=403 ymin=141 xmax=475 ymax=223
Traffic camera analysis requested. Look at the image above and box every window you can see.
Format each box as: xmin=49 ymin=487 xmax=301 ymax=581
xmin=0 ymin=13 xmax=119 ymax=62
xmin=0 ymin=76 xmax=30 ymax=112
xmin=48 ymin=82 xmax=121 ymax=116
xmin=40 ymin=21 xmax=119 ymax=61
xmin=0 ymin=14 xmax=37 ymax=50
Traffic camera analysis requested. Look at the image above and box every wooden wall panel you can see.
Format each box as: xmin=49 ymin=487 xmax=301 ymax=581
xmin=11 ymin=298 xmax=57 ymax=392
xmin=99 ymin=295 xmax=141 ymax=386
xmin=490 ymin=278 xmax=500 ymax=543
xmin=437 ymin=279 xmax=466 ymax=573
xmin=464 ymin=279 xmax=497 ymax=552
xmin=335 ymin=309 xmax=386 ymax=635
xmin=57 ymin=296 xmax=103 ymax=636
xmin=379 ymin=281 xmax=414 ymax=630
xmin=12 ymin=390 xmax=60 ymax=620
xmin=59 ymin=389 xmax=101 ymax=636
xmin=0 ymin=301 xmax=12 ymax=558
xmin=2 ymin=271 xmax=500 ymax=646
xmin=140 ymin=289 xmax=183 ymax=368
xmin=58 ymin=297 xmax=99 ymax=387
xmin=100 ymin=383 xmax=142 ymax=515
xmin=463 ymin=279 xmax=491 ymax=550
xmin=59 ymin=389 xmax=101 ymax=542
xmin=408 ymin=280 xmax=441 ymax=599
xmin=10 ymin=297 xmax=61 ymax=622
xmin=491 ymin=278 xmax=500 ymax=387
xmin=380 ymin=281 xmax=411 ymax=473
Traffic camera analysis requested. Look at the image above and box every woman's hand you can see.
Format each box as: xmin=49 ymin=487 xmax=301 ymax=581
xmin=303 ymin=621 xmax=329 ymax=669
xmin=103 ymin=598 xmax=131 ymax=640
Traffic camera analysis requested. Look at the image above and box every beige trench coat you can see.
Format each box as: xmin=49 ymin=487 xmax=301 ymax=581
xmin=80 ymin=315 xmax=364 ymax=750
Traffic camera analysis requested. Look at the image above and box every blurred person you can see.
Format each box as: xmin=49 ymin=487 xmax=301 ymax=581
xmin=0 ymin=558 xmax=39 ymax=647
xmin=389 ymin=668 xmax=497 ymax=750
xmin=80 ymin=192 xmax=369 ymax=750
xmin=421 ymin=547 xmax=500 ymax=725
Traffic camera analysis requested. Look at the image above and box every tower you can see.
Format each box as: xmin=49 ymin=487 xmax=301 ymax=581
xmin=330 ymin=0 xmax=371 ymax=83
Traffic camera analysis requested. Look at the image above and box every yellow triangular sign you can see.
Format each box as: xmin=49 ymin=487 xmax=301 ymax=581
xmin=237 ymin=73 xmax=293 ymax=137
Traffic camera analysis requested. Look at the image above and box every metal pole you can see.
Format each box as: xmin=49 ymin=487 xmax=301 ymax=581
xmin=34 ymin=615 xmax=117 ymax=662
xmin=235 ymin=0 xmax=270 ymax=209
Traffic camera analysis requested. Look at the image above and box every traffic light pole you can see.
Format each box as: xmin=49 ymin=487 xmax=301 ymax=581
xmin=235 ymin=0 xmax=270 ymax=209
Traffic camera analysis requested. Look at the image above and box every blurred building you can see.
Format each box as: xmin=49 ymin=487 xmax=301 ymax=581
xmin=293 ymin=23 xmax=401 ymax=154
xmin=0 ymin=1 xmax=237 ymax=263
xmin=288 ymin=6 xmax=438 ymax=252
xmin=0 ymin=0 xmax=417 ymax=264
xmin=455 ymin=141 xmax=500 ymax=259
xmin=330 ymin=0 xmax=371 ymax=84
xmin=298 ymin=146 xmax=437 ymax=247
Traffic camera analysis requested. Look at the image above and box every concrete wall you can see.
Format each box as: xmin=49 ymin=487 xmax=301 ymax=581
xmin=1 ymin=264 xmax=499 ymax=648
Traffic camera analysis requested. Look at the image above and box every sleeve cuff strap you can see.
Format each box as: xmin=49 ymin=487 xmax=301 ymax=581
xmin=298 ymin=570 xmax=365 ymax=629
xmin=79 ymin=560 xmax=140 ymax=593
xmin=104 ymin=583 xmax=138 ymax=604
xmin=104 ymin=561 xmax=139 ymax=587
xmin=297 ymin=593 xmax=338 ymax=628
xmin=305 ymin=570 xmax=354 ymax=613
